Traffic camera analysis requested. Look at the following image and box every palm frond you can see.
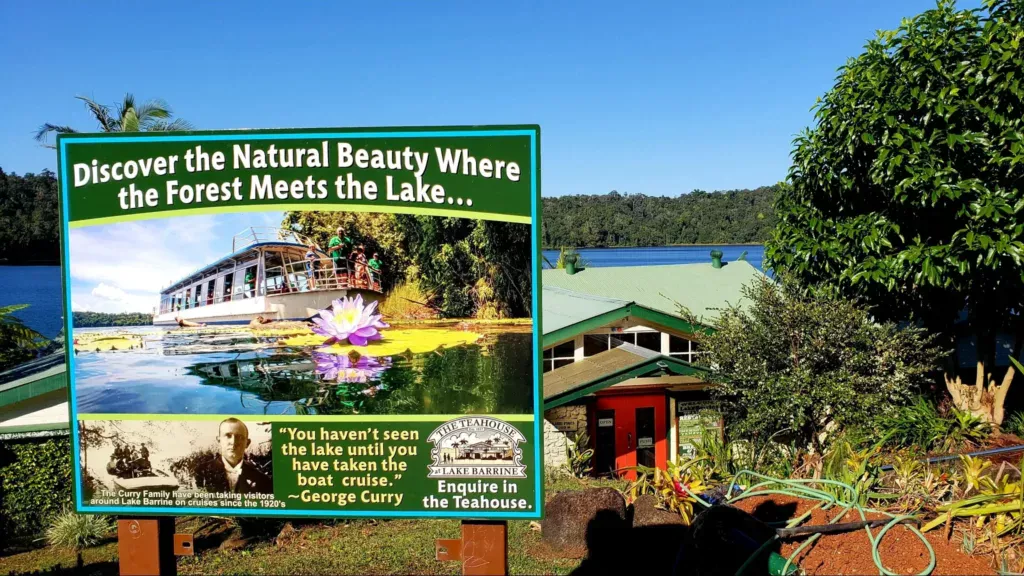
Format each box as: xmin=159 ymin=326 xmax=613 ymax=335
xmin=147 ymin=118 xmax=194 ymax=132
xmin=75 ymin=96 xmax=115 ymax=132
xmin=135 ymin=99 xmax=171 ymax=124
xmin=0 ymin=304 xmax=30 ymax=316
xmin=121 ymin=108 xmax=140 ymax=133
xmin=115 ymin=93 xmax=136 ymax=123
xmin=34 ymin=124 xmax=78 ymax=146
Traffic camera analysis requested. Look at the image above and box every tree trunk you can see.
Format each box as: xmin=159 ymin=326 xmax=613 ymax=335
xmin=945 ymin=333 xmax=1023 ymax=427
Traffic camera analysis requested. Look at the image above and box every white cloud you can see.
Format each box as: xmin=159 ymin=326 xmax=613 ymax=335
xmin=91 ymin=283 xmax=129 ymax=301
xmin=69 ymin=215 xmax=224 ymax=295
xmin=68 ymin=212 xmax=284 ymax=314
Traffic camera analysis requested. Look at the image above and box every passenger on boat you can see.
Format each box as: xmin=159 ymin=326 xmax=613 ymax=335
xmin=305 ymin=242 xmax=320 ymax=289
xmin=368 ymin=252 xmax=382 ymax=290
xmin=243 ymin=268 xmax=256 ymax=298
xmin=354 ymin=245 xmax=370 ymax=289
xmin=328 ymin=227 xmax=352 ymax=282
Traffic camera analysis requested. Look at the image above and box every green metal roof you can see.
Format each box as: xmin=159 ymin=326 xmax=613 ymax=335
xmin=0 ymin=353 xmax=68 ymax=409
xmin=542 ymin=261 xmax=765 ymax=327
xmin=542 ymin=286 xmax=631 ymax=334
xmin=543 ymin=343 xmax=706 ymax=409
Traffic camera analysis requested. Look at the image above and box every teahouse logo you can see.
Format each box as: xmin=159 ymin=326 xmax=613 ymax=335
xmin=426 ymin=417 xmax=527 ymax=478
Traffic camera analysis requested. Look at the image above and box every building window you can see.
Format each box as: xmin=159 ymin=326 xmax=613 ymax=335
xmin=583 ymin=330 xmax=660 ymax=356
xmin=543 ymin=341 xmax=576 ymax=372
xmin=636 ymin=331 xmax=661 ymax=352
xmin=584 ymin=334 xmax=610 ymax=357
xmin=670 ymin=335 xmax=702 ymax=362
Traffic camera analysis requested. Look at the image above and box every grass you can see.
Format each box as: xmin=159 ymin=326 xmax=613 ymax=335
xmin=0 ymin=477 xmax=625 ymax=576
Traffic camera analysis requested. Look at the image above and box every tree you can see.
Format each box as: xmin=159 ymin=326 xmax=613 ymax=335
xmin=0 ymin=304 xmax=47 ymax=371
xmin=685 ymin=276 xmax=944 ymax=453
xmin=766 ymin=0 xmax=1024 ymax=424
xmin=0 ymin=169 xmax=59 ymax=263
xmin=34 ymin=94 xmax=193 ymax=147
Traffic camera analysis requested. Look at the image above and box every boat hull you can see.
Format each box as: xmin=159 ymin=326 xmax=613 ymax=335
xmin=153 ymin=289 xmax=381 ymax=326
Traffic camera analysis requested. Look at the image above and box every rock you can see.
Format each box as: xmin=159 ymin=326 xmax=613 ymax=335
xmin=275 ymin=522 xmax=298 ymax=547
xmin=218 ymin=535 xmax=251 ymax=552
xmin=631 ymin=494 xmax=686 ymax=528
xmin=541 ymin=488 xmax=627 ymax=555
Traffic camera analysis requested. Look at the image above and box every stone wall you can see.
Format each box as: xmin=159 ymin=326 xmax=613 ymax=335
xmin=543 ymin=404 xmax=588 ymax=472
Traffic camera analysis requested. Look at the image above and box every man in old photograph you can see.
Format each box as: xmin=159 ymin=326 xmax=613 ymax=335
xmin=194 ymin=418 xmax=273 ymax=494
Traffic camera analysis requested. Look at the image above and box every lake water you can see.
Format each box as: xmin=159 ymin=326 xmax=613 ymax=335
xmin=0 ymin=265 xmax=63 ymax=338
xmin=73 ymin=325 xmax=534 ymax=416
xmin=541 ymin=245 xmax=766 ymax=272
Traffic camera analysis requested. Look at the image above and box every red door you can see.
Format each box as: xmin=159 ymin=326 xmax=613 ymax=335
xmin=592 ymin=393 xmax=667 ymax=480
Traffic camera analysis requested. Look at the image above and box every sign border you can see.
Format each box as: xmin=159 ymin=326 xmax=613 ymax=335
xmin=57 ymin=125 xmax=544 ymax=519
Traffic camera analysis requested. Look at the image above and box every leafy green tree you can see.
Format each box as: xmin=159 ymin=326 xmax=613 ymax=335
xmin=766 ymin=0 xmax=1024 ymax=423
xmin=34 ymin=94 xmax=193 ymax=147
xmin=541 ymin=186 xmax=779 ymax=248
xmin=0 ymin=169 xmax=60 ymax=263
xmin=684 ymin=276 xmax=944 ymax=453
xmin=72 ymin=311 xmax=153 ymax=328
xmin=0 ymin=304 xmax=47 ymax=370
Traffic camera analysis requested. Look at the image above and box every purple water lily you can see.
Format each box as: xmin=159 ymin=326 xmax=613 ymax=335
xmin=313 ymin=351 xmax=389 ymax=383
xmin=310 ymin=295 xmax=389 ymax=346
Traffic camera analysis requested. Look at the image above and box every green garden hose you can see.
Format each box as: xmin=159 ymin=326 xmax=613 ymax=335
xmin=683 ymin=470 xmax=936 ymax=576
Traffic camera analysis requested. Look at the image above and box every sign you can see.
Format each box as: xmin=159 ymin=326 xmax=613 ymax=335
xmin=58 ymin=126 xmax=542 ymax=519
xmin=677 ymin=400 xmax=722 ymax=459
xmin=547 ymin=415 xmax=579 ymax=433
xmin=637 ymin=437 xmax=653 ymax=449
xmin=598 ymin=418 xmax=614 ymax=428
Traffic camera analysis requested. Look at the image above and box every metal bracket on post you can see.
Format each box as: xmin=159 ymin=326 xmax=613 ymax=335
xmin=117 ymin=517 xmax=178 ymax=576
xmin=436 ymin=520 xmax=508 ymax=575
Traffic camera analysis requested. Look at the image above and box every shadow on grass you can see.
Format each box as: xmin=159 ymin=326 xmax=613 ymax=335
xmin=570 ymin=510 xmax=688 ymax=576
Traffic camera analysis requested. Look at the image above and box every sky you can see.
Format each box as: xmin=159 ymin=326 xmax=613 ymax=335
xmin=0 ymin=0 xmax=984 ymax=198
xmin=69 ymin=212 xmax=283 ymax=314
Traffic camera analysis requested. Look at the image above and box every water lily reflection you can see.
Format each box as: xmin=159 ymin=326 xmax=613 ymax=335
xmin=312 ymin=351 xmax=390 ymax=383
xmin=310 ymin=295 xmax=389 ymax=346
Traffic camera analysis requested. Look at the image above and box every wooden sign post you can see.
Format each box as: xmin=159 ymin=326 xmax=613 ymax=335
xmin=436 ymin=520 xmax=509 ymax=575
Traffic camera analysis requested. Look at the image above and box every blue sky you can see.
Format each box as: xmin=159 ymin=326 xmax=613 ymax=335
xmin=69 ymin=212 xmax=283 ymax=314
xmin=0 ymin=0 xmax=983 ymax=197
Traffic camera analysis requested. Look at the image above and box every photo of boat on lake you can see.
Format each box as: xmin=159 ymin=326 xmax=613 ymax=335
xmin=68 ymin=211 xmax=535 ymax=416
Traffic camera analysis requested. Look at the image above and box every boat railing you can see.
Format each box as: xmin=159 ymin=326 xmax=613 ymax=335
xmin=232 ymin=227 xmax=310 ymax=252
xmin=263 ymin=255 xmax=382 ymax=296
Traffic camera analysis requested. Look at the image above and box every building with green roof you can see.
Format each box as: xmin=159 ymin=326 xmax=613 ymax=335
xmin=540 ymin=255 xmax=767 ymax=478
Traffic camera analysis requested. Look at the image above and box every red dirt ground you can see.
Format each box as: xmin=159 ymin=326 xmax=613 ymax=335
xmin=732 ymin=494 xmax=996 ymax=575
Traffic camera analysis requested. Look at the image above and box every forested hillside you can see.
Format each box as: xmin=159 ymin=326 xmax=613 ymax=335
xmin=541 ymin=186 xmax=779 ymax=248
xmin=73 ymin=312 xmax=153 ymax=327
xmin=0 ymin=169 xmax=60 ymax=263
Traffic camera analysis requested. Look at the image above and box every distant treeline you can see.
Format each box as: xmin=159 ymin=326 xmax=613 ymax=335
xmin=0 ymin=169 xmax=60 ymax=264
xmin=541 ymin=186 xmax=779 ymax=248
xmin=73 ymin=311 xmax=153 ymax=328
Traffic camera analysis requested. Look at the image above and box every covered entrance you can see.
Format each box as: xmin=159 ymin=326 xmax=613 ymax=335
xmin=543 ymin=343 xmax=709 ymax=480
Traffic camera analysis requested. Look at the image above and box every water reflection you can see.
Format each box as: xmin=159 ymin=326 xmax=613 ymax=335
xmin=74 ymin=327 xmax=533 ymax=416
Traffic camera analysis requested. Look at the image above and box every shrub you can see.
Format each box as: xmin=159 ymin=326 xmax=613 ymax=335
xmin=683 ymin=275 xmax=945 ymax=454
xmin=0 ymin=436 xmax=73 ymax=545
xmin=564 ymin=431 xmax=594 ymax=478
xmin=43 ymin=508 xmax=113 ymax=569
xmin=879 ymin=396 xmax=992 ymax=452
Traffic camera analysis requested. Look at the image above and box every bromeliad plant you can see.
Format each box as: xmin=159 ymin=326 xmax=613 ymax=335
xmin=311 ymin=295 xmax=389 ymax=346
xmin=622 ymin=460 xmax=708 ymax=524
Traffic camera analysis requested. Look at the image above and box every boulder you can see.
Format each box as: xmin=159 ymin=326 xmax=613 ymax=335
xmin=541 ymin=488 xmax=627 ymax=555
xmin=631 ymin=494 xmax=686 ymax=528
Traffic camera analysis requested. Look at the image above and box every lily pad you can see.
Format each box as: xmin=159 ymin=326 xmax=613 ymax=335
xmin=74 ymin=334 xmax=144 ymax=352
xmin=278 ymin=328 xmax=482 ymax=356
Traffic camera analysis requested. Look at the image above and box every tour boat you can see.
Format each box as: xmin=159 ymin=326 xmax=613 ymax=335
xmin=111 ymin=469 xmax=181 ymax=492
xmin=153 ymin=227 xmax=381 ymax=326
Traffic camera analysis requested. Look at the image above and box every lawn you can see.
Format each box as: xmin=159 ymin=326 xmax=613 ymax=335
xmin=0 ymin=476 xmax=626 ymax=576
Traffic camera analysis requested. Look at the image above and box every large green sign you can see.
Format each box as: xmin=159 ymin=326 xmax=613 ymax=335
xmin=59 ymin=126 xmax=543 ymax=519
